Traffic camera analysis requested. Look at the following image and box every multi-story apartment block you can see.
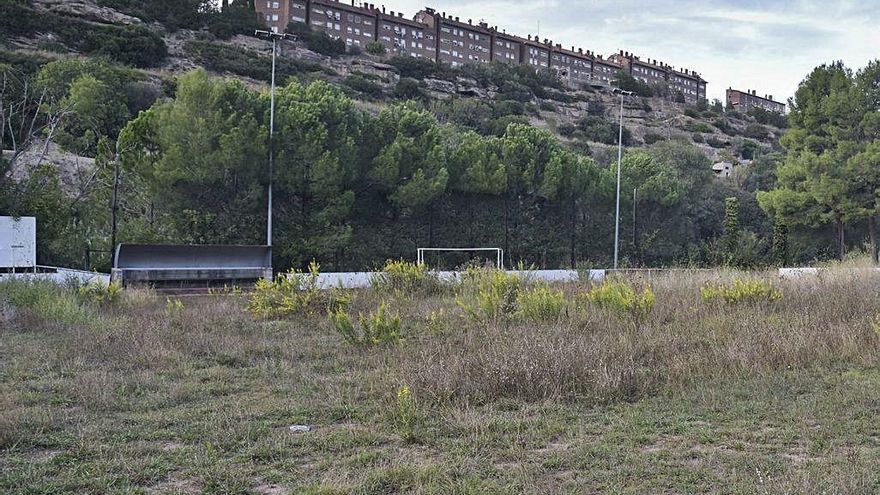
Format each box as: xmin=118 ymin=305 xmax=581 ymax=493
xmin=726 ymin=88 xmax=785 ymax=114
xmin=609 ymin=51 xmax=706 ymax=103
xmin=254 ymin=1 xmax=709 ymax=100
xmin=258 ymin=0 xmax=288 ymax=33
xmin=669 ymin=68 xmax=706 ymax=102
xmin=592 ymin=55 xmax=623 ymax=85
xmin=415 ymin=9 xmax=491 ymax=67
xmin=376 ymin=9 xmax=435 ymax=59
xmin=550 ymin=45 xmax=593 ymax=83
xmin=491 ymin=29 xmax=524 ymax=65
xmin=522 ymin=36 xmax=551 ymax=70
xmin=307 ymin=0 xmax=374 ymax=48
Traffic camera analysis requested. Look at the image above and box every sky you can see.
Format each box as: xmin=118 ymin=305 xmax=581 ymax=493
xmin=366 ymin=0 xmax=880 ymax=104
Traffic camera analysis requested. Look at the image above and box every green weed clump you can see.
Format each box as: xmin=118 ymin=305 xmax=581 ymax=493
xmin=78 ymin=280 xmax=122 ymax=306
xmin=0 ymin=279 xmax=94 ymax=325
xmin=248 ymin=261 xmax=347 ymax=319
xmin=371 ymin=260 xmax=442 ymax=296
xmin=329 ymin=303 xmax=401 ymax=347
xmin=396 ymin=384 xmax=419 ymax=443
xmin=455 ymin=268 xmax=521 ymax=323
xmin=701 ymin=278 xmax=782 ymax=305
xmin=517 ymin=285 xmax=566 ymax=322
xmin=584 ymin=280 xmax=654 ymax=324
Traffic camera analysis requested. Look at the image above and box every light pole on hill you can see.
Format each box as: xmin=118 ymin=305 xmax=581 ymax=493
xmin=255 ymin=30 xmax=296 ymax=248
xmin=611 ymin=87 xmax=633 ymax=270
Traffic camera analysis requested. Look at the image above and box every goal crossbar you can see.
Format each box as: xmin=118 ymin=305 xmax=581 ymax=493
xmin=416 ymin=248 xmax=504 ymax=270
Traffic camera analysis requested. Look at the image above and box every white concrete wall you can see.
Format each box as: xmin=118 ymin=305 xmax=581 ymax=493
xmin=0 ymin=267 xmax=110 ymax=287
xmin=312 ymin=269 xmax=605 ymax=289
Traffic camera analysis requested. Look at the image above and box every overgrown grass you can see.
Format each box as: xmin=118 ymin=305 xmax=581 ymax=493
xmin=2 ymin=269 xmax=879 ymax=493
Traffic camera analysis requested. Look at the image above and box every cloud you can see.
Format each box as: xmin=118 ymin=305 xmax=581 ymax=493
xmin=366 ymin=0 xmax=879 ymax=102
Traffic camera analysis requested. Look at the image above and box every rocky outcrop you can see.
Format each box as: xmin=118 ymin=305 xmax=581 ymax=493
xmin=34 ymin=0 xmax=143 ymax=25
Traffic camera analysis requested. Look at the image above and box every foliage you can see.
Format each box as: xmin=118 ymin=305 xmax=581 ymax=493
xmin=206 ymin=0 xmax=265 ymax=40
xmin=689 ymin=122 xmax=713 ymax=133
xmin=743 ymin=123 xmax=769 ymax=140
xmin=387 ymin=56 xmax=447 ymax=80
xmin=584 ymin=280 xmax=654 ymax=324
xmin=700 ymin=278 xmax=782 ymax=305
xmin=394 ymin=77 xmax=422 ymax=100
xmin=516 ymin=284 xmax=566 ymax=322
xmin=0 ymin=279 xmax=93 ymax=325
xmin=329 ymin=303 xmax=401 ymax=347
xmin=749 ymin=107 xmax=788 ymax=128
xmin=78 ymin=280 xmax=122 ymax=306
xmin=722 ymin=197 xmax=740 ymax=258
xmin=772 ymin=219 xmax=789 ymax=266
xmin=396 ymin=384 xmax=419 ymax=443
xmin=643 ymin=132 xmax=665 ymax=145
xmin=612 ymin=71 xmax=653 ymax=97
xmin=343 ymin=74 xmax=384 ymax=99
xmin=575 ymin=115 xmax=632 ymax=145
xmin=455 ymin=268 xmax=522 ymax=324
xmin=184 ymin=41 xmax=319 ymax=82
xmin=365 ymin=41 xmax=387 ymax=56
xmin=1 ymin=1 xmax=166 ymax=67
xmin=370 ymin=260 xmax=443 ymax=296
xmin=247 ymin=262 xmax=345 ymax=318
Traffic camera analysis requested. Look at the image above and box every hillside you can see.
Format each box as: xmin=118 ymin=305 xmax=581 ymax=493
xmin=2 ymin=0 xmax=785 ymax=167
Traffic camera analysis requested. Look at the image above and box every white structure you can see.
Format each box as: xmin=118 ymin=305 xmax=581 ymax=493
xmin=712 ymin=161 xmax=734 ymax=178
xmin=0 ymin=216 xmax=36 ymax=270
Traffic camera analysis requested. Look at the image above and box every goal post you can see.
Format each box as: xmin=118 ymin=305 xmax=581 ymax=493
xmin=416 ymin=248 xmax=504 ymax=270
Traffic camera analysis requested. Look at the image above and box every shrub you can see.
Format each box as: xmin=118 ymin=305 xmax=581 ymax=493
xmin=185 ymin=41 xmax=319 ymax=82
xmin=455 ymin=268 xmax=521 ymax=324
xmin=688 ymin=122 xmax=713 ymax=133
xmin=365 ymin=41 xmax=386 ymax=56
xmin=396 ymin=384 xmax=419 ymax=443
xmin=388 ymin=56 xmax=445 ymax=79
xmin=706 ymin=136 xmax=728 ymax=148
xmin=343 ymin=74 xmax=384 ymax=98
xmin=517 ymin=285 xmax=565 ymax=322
xmin=539 ymin=100 xmax=556 ymax=112
xmin=78 ymin=280 xmax=122 ymax=306
xmin=0 ymin=279 xmax=93 ymax=325
xmin=612 ymin=71 xmax=653 ymax=97
xmin=692 ymin=133 xmax=704 ymax=143
xmin=394 ymin=77 xmax=422 ymax=100
xmin=684 ymin=108 xmax=700 ymax=119
xmin=247 ymin=261 xmax=347 ymax=318
xmin=700 ymin=278 xmax=782 ymax=305
xmin=586 ymin=100 xmax=606 ymax=116
xmin=576 ymin=115 xmax=632 ymax=145
xmin=673 ymin=91 xmax=686 ymax=103
xmin=286 ymin=22 xmax=346 ymax=57
xmin=371 ymin=260 xmax=442 ymax=296
xmin=743 ymin=123 xmax=769 ymax=140
xmin=329 ymin=303 xmax=401 ymax=347
xmin=643 ymin=132 xmax=665 ymax=145
xmin=584 ymin=280 xmax=654 ymax=325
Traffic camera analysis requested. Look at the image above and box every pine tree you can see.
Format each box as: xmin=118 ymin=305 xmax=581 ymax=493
xmin=771 ymin=219 xmax=788 ymax=266
xmin=722 ymin=197 xmax=740 ymax=262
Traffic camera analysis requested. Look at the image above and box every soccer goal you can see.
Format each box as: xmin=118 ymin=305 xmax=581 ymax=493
xmin=416 ymin=248 xmax=504 ymax=270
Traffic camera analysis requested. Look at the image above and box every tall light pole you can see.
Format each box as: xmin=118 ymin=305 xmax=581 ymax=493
xmin=612 ymin=88 xmax=633 ymax=270
xmin=255 ymin=30 xmax=296 ymax=248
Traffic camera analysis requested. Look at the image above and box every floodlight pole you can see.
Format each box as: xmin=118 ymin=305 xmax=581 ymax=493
xmin=612 ymin=88 xmax=633 ymax=270
xmin=255 ymin=30 xmax=296 ymax=248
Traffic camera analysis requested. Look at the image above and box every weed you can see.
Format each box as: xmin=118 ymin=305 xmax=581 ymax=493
xmin=78 ymin=280 xmax=122 ymax=306
xmin=0 ymin=279 xmax=93 ymax=325
xmin=701 ymin=278 xmax=782 ymax=305
xmin=248 ymin=261 xmax=346 ymax=318
xmin=455 ymin=267 xmax=521 ymax=324
xmin=396 ymin=384 xmax=419 ymax=443
xmin=584 ymin=280 xmax=654 ymax=326
xmin=370 ymin=260 xmax=442 ymax=296
xmin=517 ymin=284 xmax=566 ymax=322
xmin=329 ymin=303 xmax=401 ymax=347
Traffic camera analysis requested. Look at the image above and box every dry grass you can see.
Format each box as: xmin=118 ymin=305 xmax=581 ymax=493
xmin=1 ymin=270 xmax=879 ymax=494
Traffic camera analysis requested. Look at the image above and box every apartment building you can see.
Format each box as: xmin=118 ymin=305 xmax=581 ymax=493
xmin=376 ymin=9 xmax=435 ymax=59
xmin=254 ymin=1 xmax=709 ymax=100
xmin=610 ymin=51 xmax=706 ymax=102
xmin=258 ymin=0 xmax=289 ymax=33
xmin=491 ymin=29 xmax=524 ymax=65
xmin=307 ymin=0 xmax=375 ymax=48
xmin=592 ymin=55 xmax=623 ymax=85
xmin=726 ymin=89 xmax=785 ymax=114
xmin=415 ymin=9 xmax=492 ymax=67
xmin=521 ymin=36 xmax=551 ymax=71
xmin=550 ymin=45 xmax=594 ymax=83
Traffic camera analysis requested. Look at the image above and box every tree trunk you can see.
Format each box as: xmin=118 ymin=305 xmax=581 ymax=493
xmin=869 ymin=216 xmax=879 ymax=265
xmin=837 ymin=220 xmax=845 ymax=260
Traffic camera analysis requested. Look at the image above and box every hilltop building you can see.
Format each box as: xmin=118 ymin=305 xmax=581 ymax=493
xmin=255 ymin=0 xmax=709 ymax=100
xmin=726 ymin=89 xmax=785 ymax=114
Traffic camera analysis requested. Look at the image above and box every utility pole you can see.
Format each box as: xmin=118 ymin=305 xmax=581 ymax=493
xmin=612 ymin=88 xmax=633 ymax=270
xmin=255 ymin=30 xmax=296 ymax=248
